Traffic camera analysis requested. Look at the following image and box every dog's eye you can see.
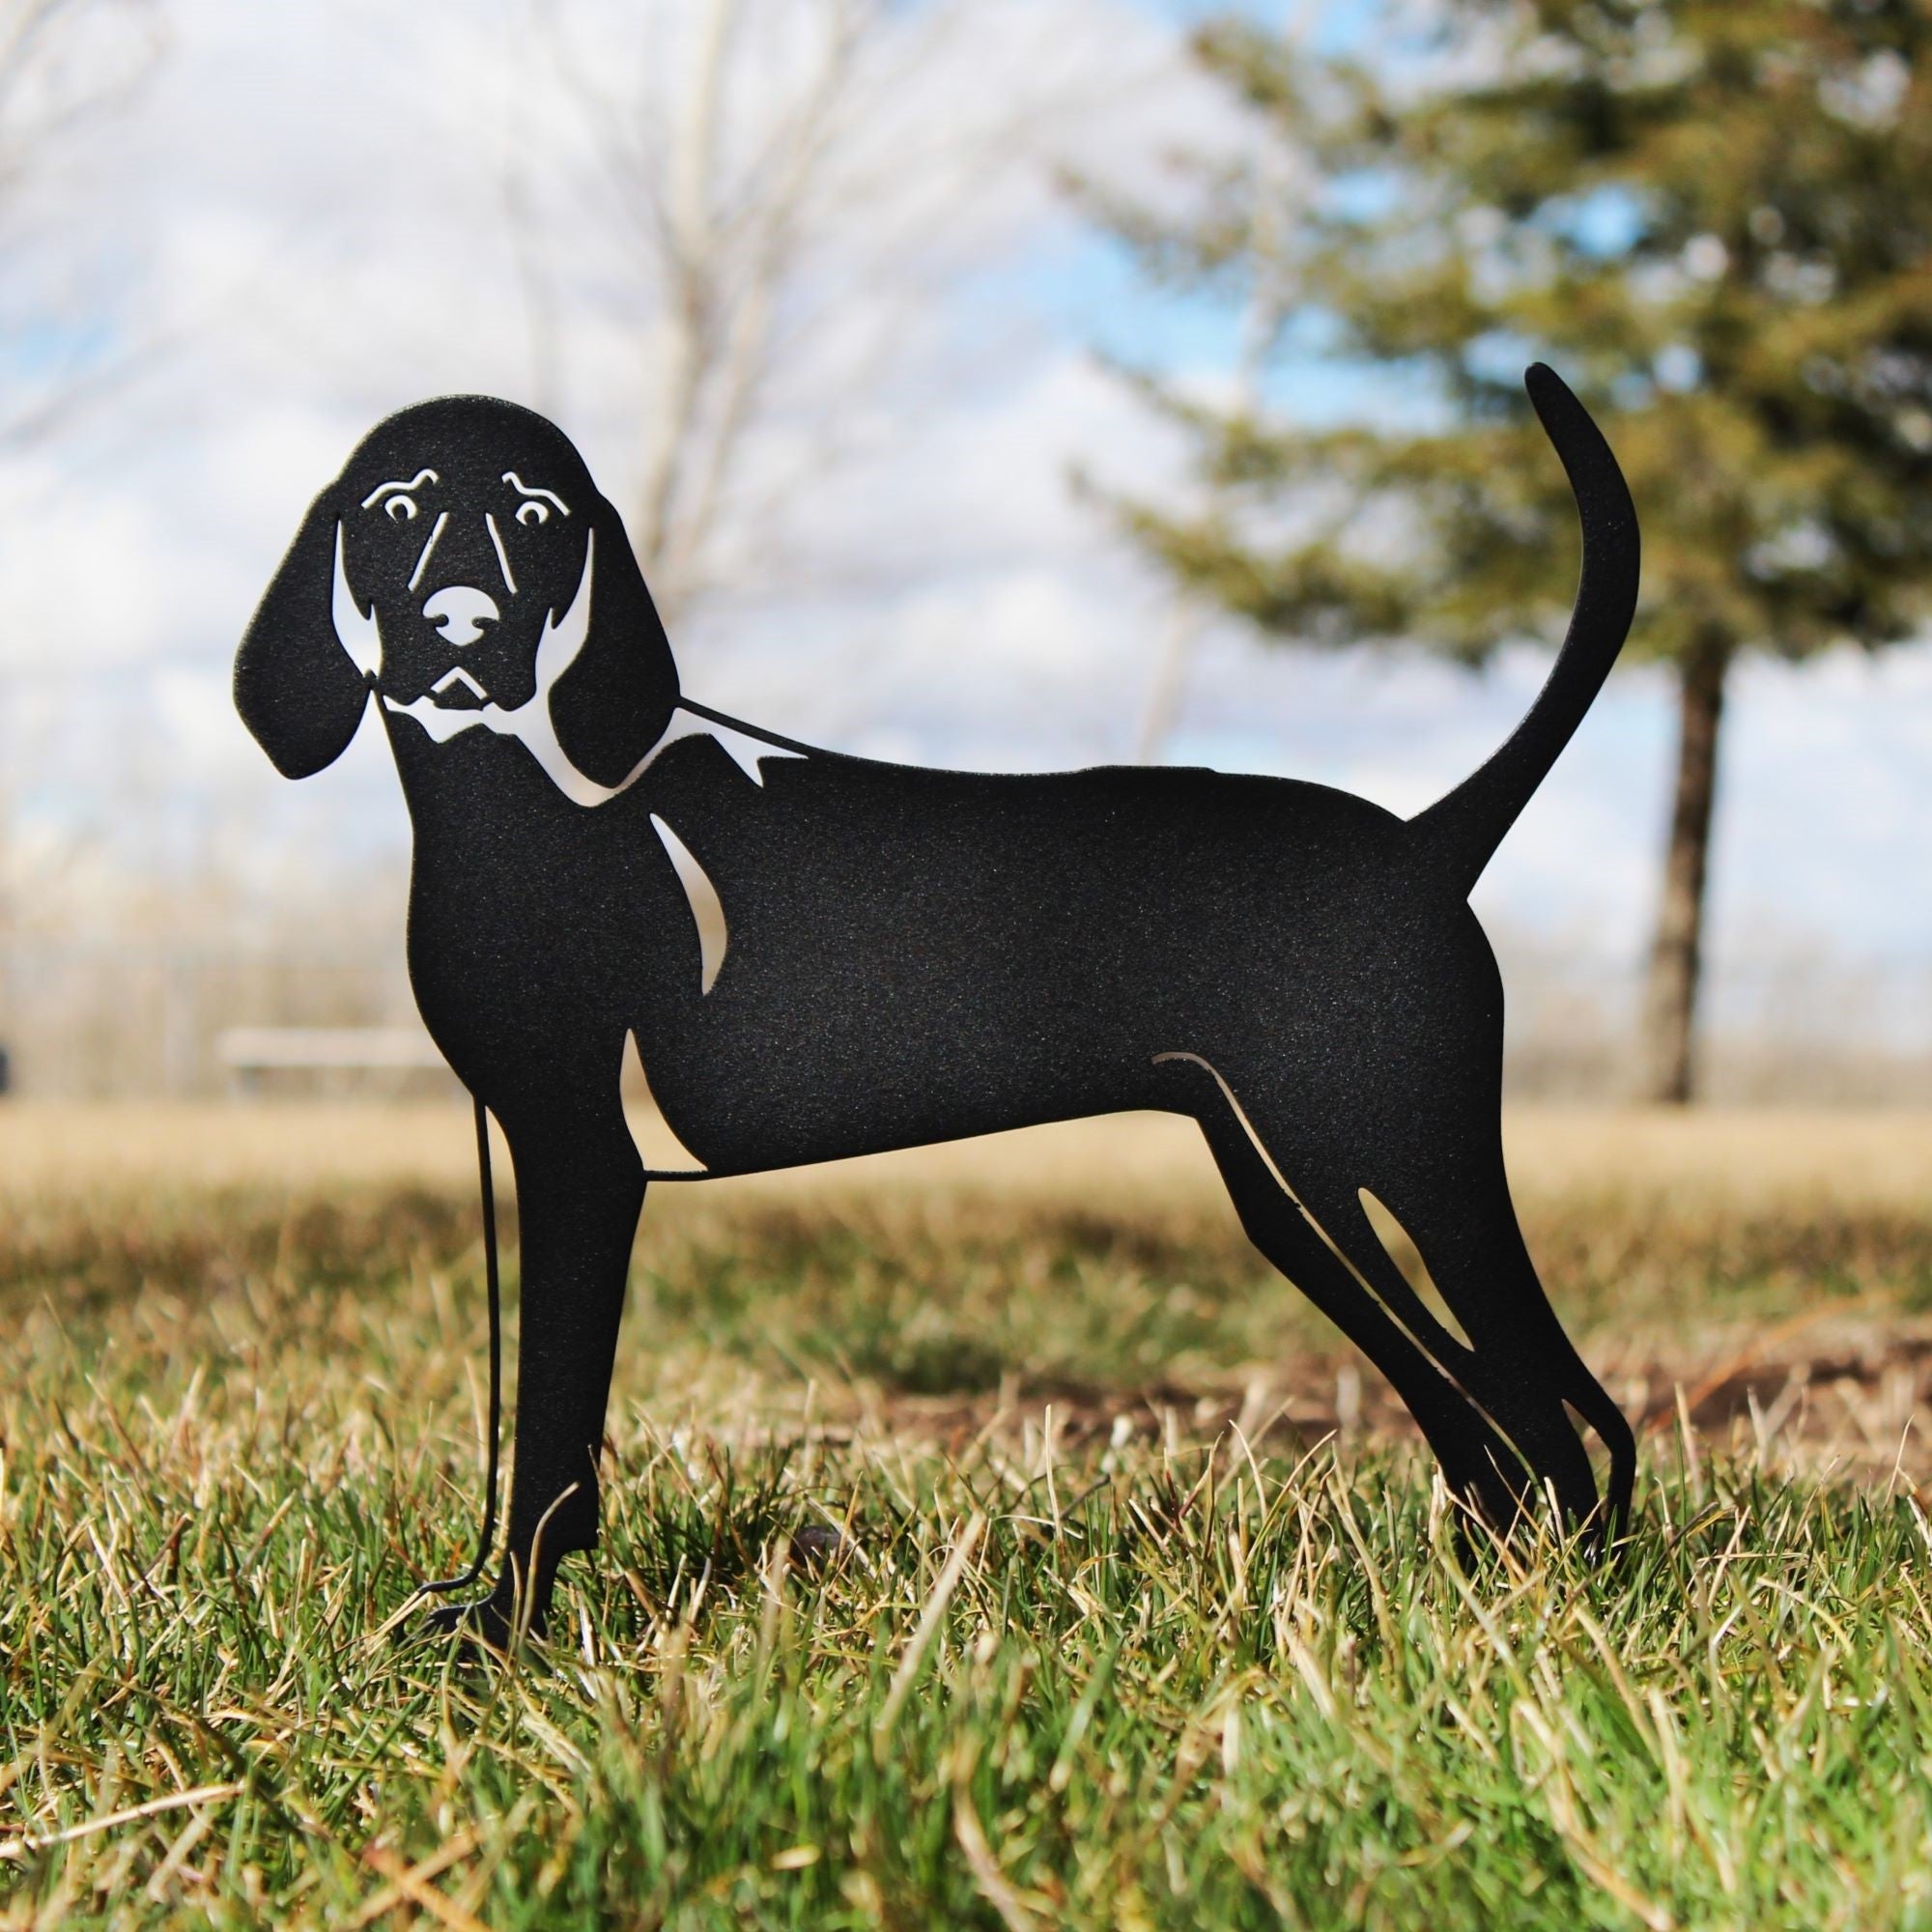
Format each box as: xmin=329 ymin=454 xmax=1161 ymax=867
xmin=516 ymin=500 xmax=550 ymax=527
xmin=385 ymin=496 xmax=418 ymax=523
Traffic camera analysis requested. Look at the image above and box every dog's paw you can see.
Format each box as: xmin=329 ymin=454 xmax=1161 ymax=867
xmin=405 ymin=1593 xmax=518 ymax=1658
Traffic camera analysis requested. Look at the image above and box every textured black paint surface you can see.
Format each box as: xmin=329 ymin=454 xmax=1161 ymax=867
xmin=235 ymin=366 xmax=1641 ymax=1638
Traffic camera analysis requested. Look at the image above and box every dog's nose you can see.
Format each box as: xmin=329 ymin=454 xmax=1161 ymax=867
xmin=421 ymin=584 xmax=500 ymax=647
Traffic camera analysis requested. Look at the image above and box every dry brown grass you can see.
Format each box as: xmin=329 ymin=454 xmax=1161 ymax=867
xmin=7 ymin=1101 xmax=1932 ymax=1481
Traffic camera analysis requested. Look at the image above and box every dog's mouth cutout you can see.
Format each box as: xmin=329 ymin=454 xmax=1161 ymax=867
xmin=431 ymin=666 xmax=491 ymax=707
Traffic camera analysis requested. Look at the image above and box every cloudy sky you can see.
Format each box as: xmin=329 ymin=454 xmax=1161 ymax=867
xmin=4 ymin=0 xmax=1931 ymax=1039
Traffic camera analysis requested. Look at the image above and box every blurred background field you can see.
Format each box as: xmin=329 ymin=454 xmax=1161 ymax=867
xmin=11 ymin=1100 xmax=1932 ymax=1484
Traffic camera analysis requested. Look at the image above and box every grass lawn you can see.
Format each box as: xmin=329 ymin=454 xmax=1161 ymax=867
xmin=5 ymin=1105 xmax=1932 ymax=1928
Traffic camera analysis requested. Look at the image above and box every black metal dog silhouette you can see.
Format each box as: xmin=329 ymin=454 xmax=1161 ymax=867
xmin=235 ymin=364 xmax=1639 ymax=1643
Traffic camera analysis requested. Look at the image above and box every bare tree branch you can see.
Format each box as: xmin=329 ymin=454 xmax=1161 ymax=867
xmin=509 ymin=0 xmax=1159 ymax=628
xmin=0 ymin=0 xmax=164 ymax=447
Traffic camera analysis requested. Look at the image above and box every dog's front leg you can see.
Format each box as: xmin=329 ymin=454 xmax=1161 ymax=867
xmin=464 ymin=1068 xmax=644 ymax=1648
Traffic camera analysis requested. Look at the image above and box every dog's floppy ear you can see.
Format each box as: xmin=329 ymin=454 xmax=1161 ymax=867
xmin=547 ymin=495 xmax=682 ymax=787
xmin=235 ymin=484 xmax=374 ymax=780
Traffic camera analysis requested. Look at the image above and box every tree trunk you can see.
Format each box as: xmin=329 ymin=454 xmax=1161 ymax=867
xmin=1639 ymin=638 xmax=1730 ymax=1105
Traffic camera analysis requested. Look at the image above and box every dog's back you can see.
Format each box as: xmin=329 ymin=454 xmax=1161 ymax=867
xmin=626 ymin=740 xmax=1446 ymax=1174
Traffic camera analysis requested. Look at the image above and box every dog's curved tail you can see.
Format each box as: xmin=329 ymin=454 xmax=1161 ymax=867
xmin=1406 ymin=364 xmax=1639 ymax=900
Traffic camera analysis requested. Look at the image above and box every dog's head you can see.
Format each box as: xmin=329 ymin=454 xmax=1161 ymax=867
xmin=235 ymin=396 xmax=679 ymax=789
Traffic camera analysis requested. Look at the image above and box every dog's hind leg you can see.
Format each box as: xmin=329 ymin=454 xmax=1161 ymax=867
xmin=1168 ymin=1047 xmax=1628 ymax=1540
xmin=1344 ymin=1135 xmax=1635 ymax=1538
xmin=1224 ymin=1081 xmax=1629 ymax=1538
xmin=1188 ymin=1094 xmax=1534 ymax=1530
xmin=1296 ymin=1172 xmax=1607 ymax=1532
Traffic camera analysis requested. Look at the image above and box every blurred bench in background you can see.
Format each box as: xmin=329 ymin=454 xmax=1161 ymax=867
xmin=215 ymin=1026 xmax=449 ymax=1097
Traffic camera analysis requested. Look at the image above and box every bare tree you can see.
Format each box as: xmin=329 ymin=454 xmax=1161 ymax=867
xmin=1131 ymin=143 xmax=1304 ymax=764
xmin=0 ymin=0 xmax=162 ymax=446
xmin=1121 ymin=2 xmax=1319 ymax=768
xmin=0 ymin=0 xmax=163 ymax=1085
xmin=510 ymin=0 xmax=1161 ymax=629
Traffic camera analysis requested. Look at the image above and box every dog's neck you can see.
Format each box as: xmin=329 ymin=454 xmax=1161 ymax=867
xmin=385 ymin=691 xmax=803 ymax=807
xmin=383 ymin=677 xmax=618 ymax=808
xmin=378 ymin=678 xmax=800 ymax=1015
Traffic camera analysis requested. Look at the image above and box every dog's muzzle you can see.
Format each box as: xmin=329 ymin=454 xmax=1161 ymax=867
xmin=431 ymin=665 xmax=491 ymax=707
xmin=423 ymin=584 xmax=499 ymax=647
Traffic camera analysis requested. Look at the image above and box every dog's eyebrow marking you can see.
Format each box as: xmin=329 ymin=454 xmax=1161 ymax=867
xmin=360 ymin=469 xmax=439 ymax=509
xmin=484 ymin=512 xmax=518 ymax=595
xmin=408 ymin=511 xmax=450 ymax=591
xmin=502 ymin=471 xmax=569 ymax=514
xmin=650 ymin=815 xmax=727 ymax=994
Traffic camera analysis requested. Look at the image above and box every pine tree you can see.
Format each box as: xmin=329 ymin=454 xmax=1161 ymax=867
xmin=1098 ymin=1 xmax=1932 ymax=1100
